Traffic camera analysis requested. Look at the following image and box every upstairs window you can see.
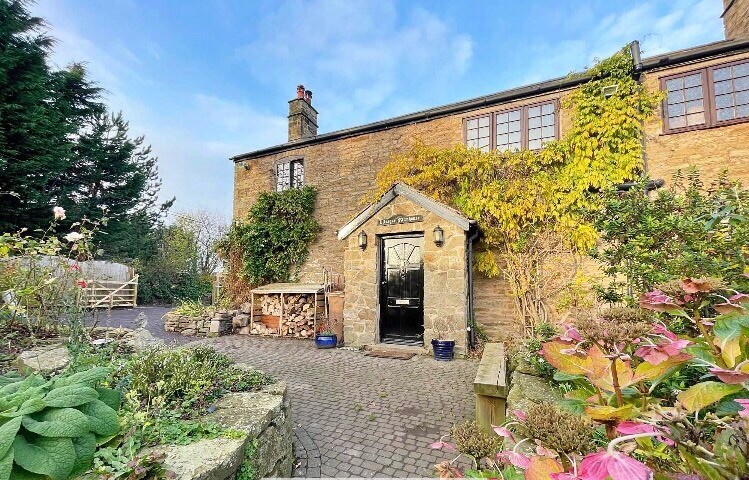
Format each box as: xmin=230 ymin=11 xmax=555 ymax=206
xmin=275 ymin=158 xmax=304 ymax=192
xmin=466 ymin=115 xmax=491 ymax=151
xmin=664 ymin=72 xmax=706 ymax=130
xmin=713 ymin=61 xmax=749 ymax=123
xmin=662 ymin=60 xmax=749 ymax=133
xmin=465 ymin=101 xmax=558 ymax=152
xmin=496 ymin=109 xmax=521 ymax=152
xmin=527 ymin=103 xmax=556 ymax=150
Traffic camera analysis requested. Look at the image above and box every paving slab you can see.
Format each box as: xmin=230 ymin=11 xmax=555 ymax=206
xmin=204 ymin=335 xmax=477 ymax=478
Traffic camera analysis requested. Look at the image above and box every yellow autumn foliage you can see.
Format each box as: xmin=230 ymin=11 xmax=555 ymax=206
xmin=373 ymin=47 xmax=660 ymax=277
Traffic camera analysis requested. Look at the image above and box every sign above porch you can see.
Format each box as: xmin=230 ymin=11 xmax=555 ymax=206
xmin=337 ymin=182 xmax=476 ymax=241
xmin=377 ymin=214 xmax=423 ymax=226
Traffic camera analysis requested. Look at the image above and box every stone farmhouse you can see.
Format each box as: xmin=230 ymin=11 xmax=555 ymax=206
xmin=232 ymin=1 xmax=749 ymax=355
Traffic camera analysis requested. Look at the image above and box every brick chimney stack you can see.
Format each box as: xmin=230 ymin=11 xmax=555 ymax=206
xmin=722 ymin=0 xmax=749 ymax=39
xmin=288 ymin=84 xmax=318 ymax=142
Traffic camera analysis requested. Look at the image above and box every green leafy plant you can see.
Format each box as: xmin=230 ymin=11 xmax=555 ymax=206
xmin=0 ymin=367 xmax=120 ymax=480
xmin=594 ymin=171 xmax=749 ymax=300
xmin=119 ymin=345 xmax=271 ymax=417
xmin=170 ymin=299 xmax=208 ymax=317
xmin=220 ymin=186 xmax=319 ymax=288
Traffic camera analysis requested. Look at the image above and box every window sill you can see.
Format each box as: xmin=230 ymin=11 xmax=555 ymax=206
xmin=660 ymin=116 xmax=749 ymax=135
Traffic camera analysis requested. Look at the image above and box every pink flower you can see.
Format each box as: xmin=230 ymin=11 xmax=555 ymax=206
xmin=714 ymin=302 xmax=745 ymax=314
xmin=579 ymin=450 xmax=651 ymax=480
xmin=634 ymin=327 xmax=690 ymax=365
xmin=492 ymin=426 xmax=515 ymax=442
xmin=513 ymin=409 xmax=526 ymax=422
xmin=560 ymin=324 xmax=582 ymax=342
xmin=616 ymin=421 xmax=674 ymax=446
xmin=729 ymin=293 xmax=749 ymax=304
xmin=639 ymin=290 xmax=684 ymax=314
xmin=430 ymin=441 xmax=456 ymax=451
xmin=736 ymin=399 xmax=749 ymax=418
xmin=709 ymin=368 xmax=749 ymax=385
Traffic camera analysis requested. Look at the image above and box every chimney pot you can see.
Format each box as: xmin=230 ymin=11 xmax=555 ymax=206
xmin=296 ymin=84 xmax=305 ymax=99
xmin=304 ymin=90 xmax=313 ymax=104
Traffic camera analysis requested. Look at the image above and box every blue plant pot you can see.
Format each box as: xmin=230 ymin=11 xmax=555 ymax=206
xmin=431 ymin=339 xmax=455 ymax=361
xmin=315 ymin=334 xmax=337 ymax=349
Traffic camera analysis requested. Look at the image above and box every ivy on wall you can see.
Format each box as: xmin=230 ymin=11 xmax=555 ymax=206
xmin=222 ymin=186 xmax=320 ymax=289
xmin=373 ymin=47 xmax=661 ymax=332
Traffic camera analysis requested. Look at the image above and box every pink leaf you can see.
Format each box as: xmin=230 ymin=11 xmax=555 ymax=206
xmin=430 ymin=441 xmax=456 ymax=451
xmin=491 ymin=426 xmax=515 ymax=442
xmin=709 ymin=368 xmax=749 ymax=385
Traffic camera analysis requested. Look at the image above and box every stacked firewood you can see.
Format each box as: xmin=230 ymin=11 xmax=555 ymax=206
xmin=256 ymin=293 xmax=318 ymax=337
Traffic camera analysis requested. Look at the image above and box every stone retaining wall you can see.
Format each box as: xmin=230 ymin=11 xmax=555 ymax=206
xmin=163 ymin=312 xmax=232 ymax=337
xmin=152 ymin=380 xmax=293 ymax=479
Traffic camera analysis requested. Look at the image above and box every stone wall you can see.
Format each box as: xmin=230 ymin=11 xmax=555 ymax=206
xmin=163 ymin=311 xmax=232 ymax=337
xmin=643 ymin=50 xmax=749 ymax=186
xmin=724 ymin=0 xmax=749 ymax=40
xmin=234 ymin=89 xmax=570 ymax=342
xmin=234 ymin=47 xmax=749 ymax=343
xmin=155 ymin=381 xmax=293 ymax=479
xmin=343 ymin=195 xmax=469 ymax=354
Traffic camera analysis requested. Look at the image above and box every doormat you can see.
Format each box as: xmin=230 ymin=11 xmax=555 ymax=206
xmin=363 ymin=350 xmax=416 ymax=360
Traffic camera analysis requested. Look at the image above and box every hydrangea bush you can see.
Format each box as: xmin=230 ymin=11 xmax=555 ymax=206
xmin=433 ymin=277 xmax=749 ymax=479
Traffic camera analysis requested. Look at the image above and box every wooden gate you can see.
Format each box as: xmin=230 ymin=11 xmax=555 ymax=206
xmin=82 ymin=275 xmax=139 ymax=308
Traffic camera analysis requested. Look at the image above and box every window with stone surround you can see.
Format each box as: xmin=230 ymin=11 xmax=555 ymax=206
xmin=275 ymin=158 xmax=304 ymax=192
xmin=661 ymin=59 xmax=749 ymax=133
xmin=465 ymin=101 xmax=558 ymax=152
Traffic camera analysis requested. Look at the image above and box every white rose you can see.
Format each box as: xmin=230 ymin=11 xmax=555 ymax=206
xmin=64 ymin=232 xmax=84 ymax=242
xmin=53 ymin=206 xmax=66 ymax=220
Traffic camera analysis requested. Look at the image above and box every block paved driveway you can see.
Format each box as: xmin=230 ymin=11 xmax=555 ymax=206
xmin=205 ymin=335 xmax=478 ymax=478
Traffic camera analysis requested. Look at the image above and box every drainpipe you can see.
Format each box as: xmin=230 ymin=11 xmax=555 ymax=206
xmin=629 ymin=40 xmax=649 ymax=174
xmin=466 ymin=224 xmax=480 ymax=349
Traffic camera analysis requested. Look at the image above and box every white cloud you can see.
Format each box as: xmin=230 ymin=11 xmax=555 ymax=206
xmin=237 ymin=0 xmax=473 ymax=129
xmin=508 ymin=0 xmax=724 ymax=89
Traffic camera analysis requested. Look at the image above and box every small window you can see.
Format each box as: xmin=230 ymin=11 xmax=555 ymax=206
xmin=275 ymin=158 xmax=304 ymax=192
xmin=712 ymin=62 xmax=749 ymax=123
xmin=466 ymin=115 xmax=491 ymax=152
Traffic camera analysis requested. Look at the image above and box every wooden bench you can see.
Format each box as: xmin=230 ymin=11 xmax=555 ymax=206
xmin=474 ymin=343 xmax=509 ymax=431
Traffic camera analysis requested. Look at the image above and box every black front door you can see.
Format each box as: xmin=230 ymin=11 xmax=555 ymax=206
xmin=379 ymin=234 xmax=424 ymax=345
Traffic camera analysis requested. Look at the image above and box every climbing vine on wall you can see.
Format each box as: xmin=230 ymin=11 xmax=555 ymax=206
xmin=373 ymin=46 xmax=661 ymax=333
xmin=221 ymin=186 xmax=320 ymax=297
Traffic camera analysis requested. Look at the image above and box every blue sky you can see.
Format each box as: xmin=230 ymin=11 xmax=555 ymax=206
xmin=32 ymin=0 xmax=725 ymax=218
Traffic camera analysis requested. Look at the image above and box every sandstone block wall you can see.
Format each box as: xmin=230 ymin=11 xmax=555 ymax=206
xmin=642 ymin=51 xmax=749 ymax=186
xmin=343 ymin=195 xmax=469 ymax=353
xmin=234 ymin=48 xmax=749 ymax=343
xmin=234 ymin=90 xmax=571 ymax=341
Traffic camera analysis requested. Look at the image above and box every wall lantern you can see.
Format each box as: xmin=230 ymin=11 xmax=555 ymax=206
xmin=358 ymin=230 xmax=368 ymax=250
xmin=433 ymin=226 xmax=444 ymax=247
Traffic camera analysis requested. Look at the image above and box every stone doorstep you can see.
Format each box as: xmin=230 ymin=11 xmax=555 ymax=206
xmin=364 ymin=343 xmax=429 ymax=356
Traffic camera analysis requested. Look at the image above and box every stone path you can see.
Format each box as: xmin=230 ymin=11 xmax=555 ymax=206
xmin=84 ymin=305 xmax=190 ymax=345
xmin=206 ymin=335 xmax=477 ymax=478
xmin=97 ymin=307 xmax=478 ymax=477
